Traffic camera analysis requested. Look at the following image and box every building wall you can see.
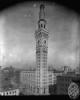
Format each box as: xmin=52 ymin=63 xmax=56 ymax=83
xmin=20 ymin=70 xmax=36 ymax=95
xmin=49 ymin=84 xmax=57 ymax=95
xmin=48 ymin=71 xmax=56 ymax=85
xmin=57 ymin=76 xmax=72 ymax=95
xmin=0 ymin=89 xmax=19 ymax=96
xmin=56 ymin=74 xmax=79 ymax=95
xmin=0 ymin=67 xmax=20 ymax=92
xmin=0 ymin=69 xmax=2 ymax=92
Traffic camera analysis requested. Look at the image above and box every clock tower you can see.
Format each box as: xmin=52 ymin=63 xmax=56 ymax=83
xmin=35 ymin=4 xmax=49 ymax=95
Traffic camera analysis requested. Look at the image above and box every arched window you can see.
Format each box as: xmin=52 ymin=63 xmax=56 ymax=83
xmin=44 ymin=25 xmax=45 ymax=28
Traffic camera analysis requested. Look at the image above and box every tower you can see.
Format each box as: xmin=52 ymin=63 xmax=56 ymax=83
xmin=35 ymin=4 xmax=49 ymax=95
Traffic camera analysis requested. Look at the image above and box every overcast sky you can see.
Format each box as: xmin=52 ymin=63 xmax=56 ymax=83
xmin=0 ymin=2 xmax=80 ymax=69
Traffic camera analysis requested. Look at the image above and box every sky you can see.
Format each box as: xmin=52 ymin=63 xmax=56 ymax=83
xmin=0 ymin=2 xmax=80 ymax=69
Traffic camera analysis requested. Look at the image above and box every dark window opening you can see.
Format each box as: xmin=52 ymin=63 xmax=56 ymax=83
xmin=44 ymin=40 xmax=46 ymax=44
xmin=38 ymin=40 xmax=40 ymax=44
xmin=44 ymin=25 xmax=45 ymax=28
xmin=41 ymin=24 xmax=43 ymax=27
xmin=44 ymin=88 xmax=45 ymax=94
xmin=39 ymin=24 xmax=40 ymax=28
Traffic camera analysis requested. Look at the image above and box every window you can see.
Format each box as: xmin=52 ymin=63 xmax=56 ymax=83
xmin=39 ymin=24 xmax=40 ymax=28
xmin=44 ymin=40 xmax=46 ymax=44
xmin=38 ymin=40 xmax=40 ymax=44
xmin=44 ymin=25 xmax=45 ymax=28
xmin=7 ymin=92 xmax=8 ymax=95
xmin=41 ymin=24 xmax=43 ymax=27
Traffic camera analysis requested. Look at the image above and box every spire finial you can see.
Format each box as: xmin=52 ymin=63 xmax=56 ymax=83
xmin=40 ymin=4 xmax=45 ymax=10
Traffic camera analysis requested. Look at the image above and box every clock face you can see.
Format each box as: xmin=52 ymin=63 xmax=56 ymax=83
xmin=37 ymin=39 xmax=47 ymax=46
xmin=42 ymin=40 xmax=46 ymax=45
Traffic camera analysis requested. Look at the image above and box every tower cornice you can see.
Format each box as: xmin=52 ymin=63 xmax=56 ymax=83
xmin=35 ymin=28 xmax=49 ymax=35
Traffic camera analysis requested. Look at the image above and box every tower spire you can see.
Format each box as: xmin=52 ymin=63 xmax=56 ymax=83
xmin=38 ymin=4 xmax=46 ymax=29
xmin=39 ymin=4 xmax=45 ymax=20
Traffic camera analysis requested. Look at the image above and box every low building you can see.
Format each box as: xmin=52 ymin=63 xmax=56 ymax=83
xmin=56 ymin=72 xmax=80 ymax=95
xmin=48 ymin=67 xmax=64 ymax=86
xmin=48 ymin=71 xmax=56 ymax=85
xmin=0 ymin=66 xmax=2 ymax=92
xmin=20 ymin=68 xmax=36 ymax=95
xmin=0 ymin=66 xmax=20 ymax=92
xmin=0 ymin=89 xmax=20 ymax=96
xmin=49 ymin=84 xmax=57 ymax=95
